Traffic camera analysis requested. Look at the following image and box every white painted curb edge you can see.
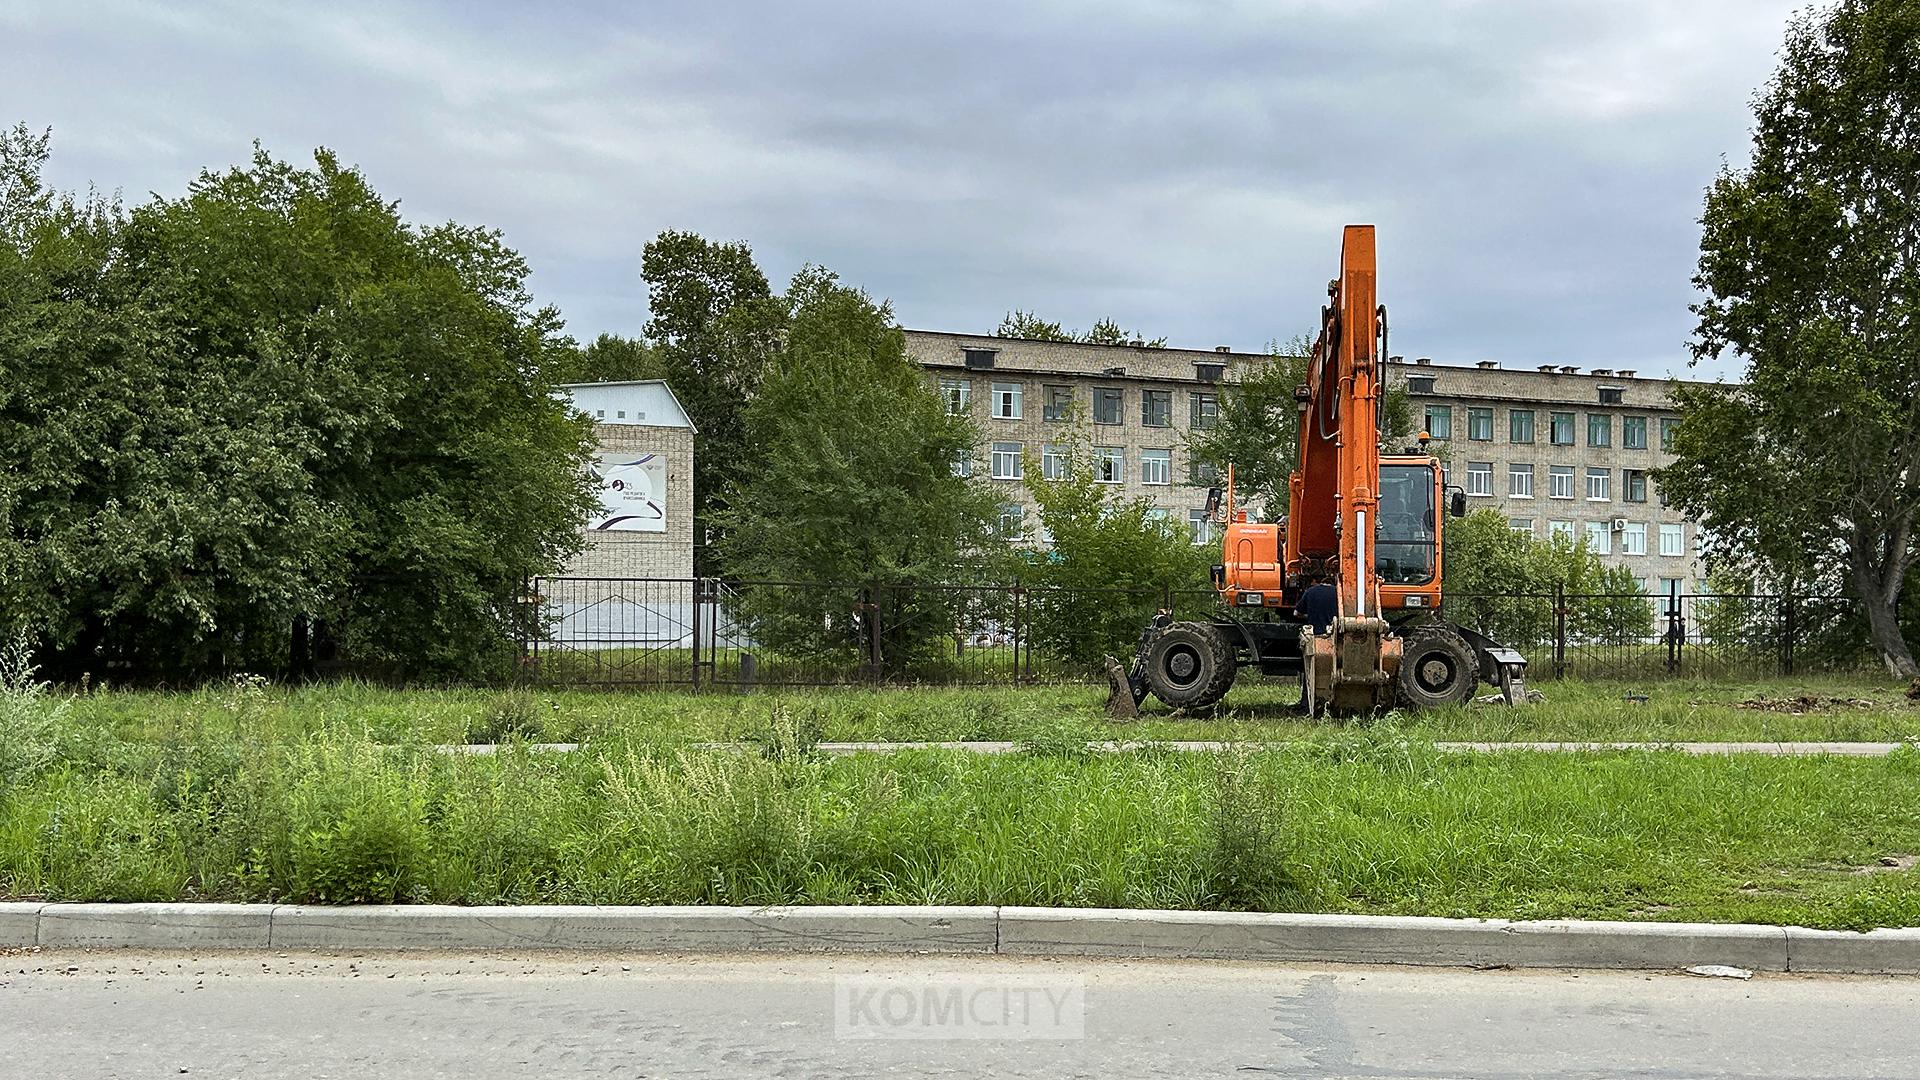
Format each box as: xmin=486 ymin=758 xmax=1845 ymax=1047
xmin=2 ymin=902 xmax=1916 ymax=974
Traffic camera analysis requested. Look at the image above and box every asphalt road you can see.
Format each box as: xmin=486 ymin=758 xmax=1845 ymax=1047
xmin=2 ymin=950 xmax=1916 ymax=1079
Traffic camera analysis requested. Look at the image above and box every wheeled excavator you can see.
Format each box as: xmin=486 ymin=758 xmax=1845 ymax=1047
xmin=1108 ymin=225 xmax=1528 ymax=716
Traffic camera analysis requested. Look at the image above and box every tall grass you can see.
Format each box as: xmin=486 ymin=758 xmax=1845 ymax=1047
xmin=2 ymin=684 xmax=1918 ymax=928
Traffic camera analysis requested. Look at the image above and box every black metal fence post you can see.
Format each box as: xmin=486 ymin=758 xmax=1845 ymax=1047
xmin=1781 ymin=592 xmax=1797 ymax=677
xmin=1553 ymin=582 xmax=1568 ymax=679
xmin=866 ymin=583 xmax=884 ymax=683
xmin=698 ymin=576 xmax=714 ymax=684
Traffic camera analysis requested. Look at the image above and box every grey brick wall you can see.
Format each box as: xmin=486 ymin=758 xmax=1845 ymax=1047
xmin=565 ymin=422 xmax=697 ymax=580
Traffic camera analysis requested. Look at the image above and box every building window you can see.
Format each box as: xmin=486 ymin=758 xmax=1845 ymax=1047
xmin=963 ymin=347 xmax=997 ymax=369
xmin=991 ymin=382 xmax=1023 ymax=420
xmin=1623 ymin=469 xmax=1647 ymax=503
xmin=1041 ymin=443 xmax=1068 ymax=481
xmin=1585 ymin=520 xmax=1612 ymax=555
xmin=1585 ymin=467 xmax=1611 ymax=501
xmin=1623 ymin=415 xmax=1648 ymax=450
xmin=1508 ymin=517 xmax=1534 ymax=536
xmin=1189 ymin=508 xmax=1214 ymax=545
xmin=1587 ymin=413 xmax=1611 ymax=447
xmin=1549 ymin=465 xmax=1575 ymax=499
xmin=1141 ymin=390 xmax=1172 ymax=428
xmin=1094 ymin=446 xmax=1124 ymax=484
xmin=1548 ymin=519 xmax=1574 ymax=541
xmin=1467 ymin=407 xmax=1494 ymax=441
xmin=1190 ymin=458 xmax=1220 ymax=486
xmin=1509 ymin=463 xmax=1534 ymax=498
xmin=1424 ymin=404 xmax=1452 ymax=439
xmin=1510 ymin=409 xmax=1535 ymax=444
xmin=1549 ymin=411 xmax=1575 ymax=445
xmin=1466 ymin=461 xmax=1493 ymax=497
xmin=997 ymin=503 xmax=1024 ymax=539
xmin=951 ymin=451 xmax=973 ymax=478
xmin=1659 ymin=523 xmax=1684 ymax=557
xmin=1093 ymin=388 xmax=1123 ymax=425
xmin=1657 ymin=577 xmax=1684 ymax=613
xmin=990 ymin=441 xmax=1023 ymax=480
xmin=1191 ymin=391 xmax=1219 ymax=430
xmin=595 ymin=409 xmax=605 ymax=419
xmin=1660 ymin=416 xmax=1679 ymax=451
xmin=1621 ymin=521 xmax=1647 ymax=555
xmin=1043 ymin=384 xmax=1073 ymax=422
xmin=1599 ymin=386 xmax=1624 ymax=404
xmin=1408 ymin=373 xmax=1436 ymax=394
xmin=939 ymin=378 xmax=970 ymax=415
xmin=1141 ymin=448 xmax=1171 ymax=486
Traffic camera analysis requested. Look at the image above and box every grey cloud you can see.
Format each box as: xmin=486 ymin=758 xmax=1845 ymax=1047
xmin=4 ymin=0 xmax=1799 ymax=378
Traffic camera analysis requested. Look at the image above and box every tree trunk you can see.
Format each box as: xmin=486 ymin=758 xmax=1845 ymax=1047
xmin=1851 ymin=556 xmax=1919 ymax=678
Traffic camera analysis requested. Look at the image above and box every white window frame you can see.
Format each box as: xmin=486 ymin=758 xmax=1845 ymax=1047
xmin=1584 ymin=520 xmax=1612 ymax=555
xmin=1041 ymin=443 xmax=1068 ymax=481
xmin=990 ymin=381 xmax=1022 ymax=420
xmin=939 ymin=378 xmax=970 ymax=415
xmin=1659 ymin=523 xmax=1684 ymax=557
xmin=1549 ymin=465 xmax=1574 ymax=500
xmin=951 ymin=451 xmax=973 ymax=478
xmin=1508 ymin=517 xmax=1534 ymax=536
xmin=1465 ymin=461 xmax=1493 ymax=497
xmin=1508 ymin=463 xmax=1534 ymax=499
xmin=1548 ymin=519 xmax=1574 ymax=541
xmin=990 ymin=441 xmax=1023 ymax=480
xmin=1585 ymin=467 xmax=1611 ymax=501
xmin=1188 ymin=508 xmax=1213 ymax=545
xmin=1094 ymin=446 xmax=1124 ymax=484
xmin=1140 ymin=448 xmax=1171 ymax=486
xmin=1621 ymin=521 xmax=1646 ymax=556
xmin=997 ymin=503 xmax=1025 ymax=539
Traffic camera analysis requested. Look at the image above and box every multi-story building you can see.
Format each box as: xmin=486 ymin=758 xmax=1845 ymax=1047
xmin=904 ymin=330 xmax=1260 ymax=545
xmin=1396 ymin=357 xmax=1709 ymax=598
xmin=907 ymin=330 xmax=1711 ymax=599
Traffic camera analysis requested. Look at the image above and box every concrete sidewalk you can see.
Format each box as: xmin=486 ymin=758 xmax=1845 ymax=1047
xmin=4 ymin=902 xmax=1917 ymax=974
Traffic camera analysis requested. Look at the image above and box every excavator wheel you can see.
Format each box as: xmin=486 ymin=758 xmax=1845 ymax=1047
xmin=1395 ymin=624 xmax=1478 ymax=709
xmin=1143 ymin=621 xmax=1237 ymax=709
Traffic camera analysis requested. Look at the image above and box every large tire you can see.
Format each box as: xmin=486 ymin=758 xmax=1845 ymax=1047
xmin=1144 ymin=621 xmax=1237 ymax=709
xmin=1395 ymin=624 xmax=1479 ymax=709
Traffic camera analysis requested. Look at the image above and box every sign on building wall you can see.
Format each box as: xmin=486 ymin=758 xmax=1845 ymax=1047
xmin=589 ymin=453 xmax=667 ymax=532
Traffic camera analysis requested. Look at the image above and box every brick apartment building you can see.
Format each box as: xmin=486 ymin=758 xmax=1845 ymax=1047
xmin=904 ymin=330 xmax=1263 ymax=546
xmin=907 ymin=330 xmax=1712 ymax=599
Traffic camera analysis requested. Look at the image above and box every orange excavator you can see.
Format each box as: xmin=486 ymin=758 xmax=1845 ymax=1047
xmin=1108 ymin=225 xmax=1528 ymax=715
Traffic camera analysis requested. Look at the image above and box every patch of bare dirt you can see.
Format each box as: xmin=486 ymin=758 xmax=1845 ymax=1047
xmin=1734 ymin=695 xmax=1880 ymax=714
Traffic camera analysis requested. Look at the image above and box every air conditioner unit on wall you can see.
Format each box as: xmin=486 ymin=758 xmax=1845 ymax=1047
xmin=1610 ymin=518 xmax=1628 ymax=531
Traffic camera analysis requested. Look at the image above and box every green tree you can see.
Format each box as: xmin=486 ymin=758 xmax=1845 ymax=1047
xmin=1442 ymin=511 xmax=1654 ymax=649
xmin=0 ymin=132 xmax=595 ymax=679
xmin=1660 ymin=0 xmax=1920 ymax=676
xmin=1188 ymin=336 xmax=1414 ymax=519
xmin=715 ymin=267 xmax=1001 ymax=666
xmin=563 ymin=332 xmax=659 ymax=384
xmin=995 ymin=310 xmax=1168 ymax=347
xmin=1017 ymin=422 xmax=1214 ymax=664
xmin=641 ymin=231 xmax=788 ymax=570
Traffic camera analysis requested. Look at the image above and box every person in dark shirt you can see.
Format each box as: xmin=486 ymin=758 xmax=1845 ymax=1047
xmin=1294 ymin=576 xmax=1338 ymax=635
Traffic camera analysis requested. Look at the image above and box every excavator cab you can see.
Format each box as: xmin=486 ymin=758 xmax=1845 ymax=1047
xmin=1105 ymin=226 xmax=1528 ymax=718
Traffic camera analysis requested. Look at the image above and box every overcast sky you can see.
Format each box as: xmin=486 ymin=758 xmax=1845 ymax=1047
xmin=5 ymin=0 xmax=1805 ymax=378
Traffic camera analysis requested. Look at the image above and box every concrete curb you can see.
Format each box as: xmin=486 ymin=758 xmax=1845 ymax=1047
xmin=4 ymin=903 xmax=1916 ymax=975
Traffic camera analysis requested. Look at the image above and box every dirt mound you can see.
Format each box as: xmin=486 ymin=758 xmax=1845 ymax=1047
xmin=1735 ymin=695 xmax=1879 ymax=714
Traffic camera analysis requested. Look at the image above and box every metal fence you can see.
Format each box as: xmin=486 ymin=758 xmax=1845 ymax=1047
xmin=524 ymin=576 xmax=1873 ymax=688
